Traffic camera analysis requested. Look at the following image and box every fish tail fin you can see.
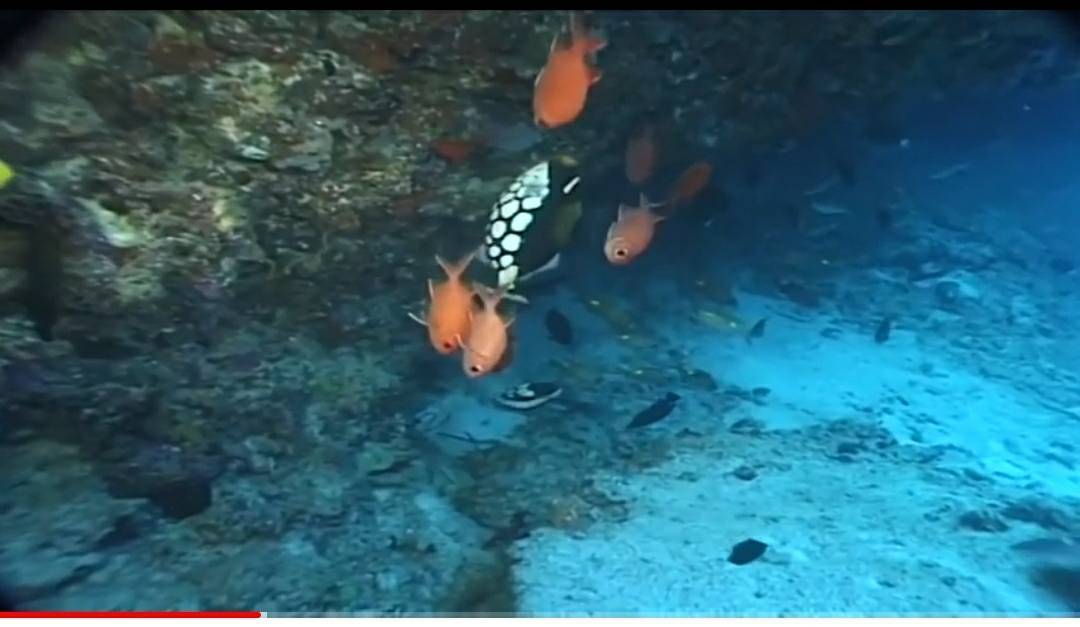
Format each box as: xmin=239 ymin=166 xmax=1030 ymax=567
xmin=435 ymin=250 xmax=476 ymax=279
xmin=569 ymin=11 xmax=606 ymax=55
xmin=504 ymin=291 xmax=530 ymax=305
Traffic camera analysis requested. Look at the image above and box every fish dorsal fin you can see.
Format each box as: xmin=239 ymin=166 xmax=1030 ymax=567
xmin=472 ymin=283 xmax=502 ymax=313
xmin=436 ymin=251 xmax=475 ymax=280
xmin=549 ymin=31 xmax=563 ymax=55
xmin=640 ymin=192 xmax=666 ymax=212
xmin=639 ymin=193 xmax=669 ymax=222
xmin=434 ymin=254 xmax=449 ymax=273
xmin=605 ymin=219 xmax=618 ymax=241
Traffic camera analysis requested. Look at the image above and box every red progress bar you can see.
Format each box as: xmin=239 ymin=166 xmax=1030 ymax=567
xmin=0 ymin=612 xmax=261 ymax=618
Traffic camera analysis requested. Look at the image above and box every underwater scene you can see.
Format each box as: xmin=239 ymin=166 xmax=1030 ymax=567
xmin=0 ymin=9 xmax=1079 ymax=617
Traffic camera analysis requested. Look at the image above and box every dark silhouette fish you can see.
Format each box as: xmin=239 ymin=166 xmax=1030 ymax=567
xmin=728 ymin=538 xmax=768 ymax=565
xmin=25 ymin=220 xmax=62 ymax=341
xmin=746 ymin=317 xmax=767 ymax=344
xmin=627 ymin=392 xmax=680 ymax=429
xmin=875 ymin=316 xmax=893 ymax=344
xmin=544 ymin=308 xmax=573 ymax=345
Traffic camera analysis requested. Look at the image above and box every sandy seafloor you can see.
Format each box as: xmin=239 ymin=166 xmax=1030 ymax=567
xmin=423 ymin=82 xmax=1080 ymax=616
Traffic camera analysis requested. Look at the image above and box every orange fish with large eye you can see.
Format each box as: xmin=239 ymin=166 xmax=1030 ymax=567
xmin=603 ymin=192 xmax=668 ymax=266
xmin=532 ymin=11 xmax=607 ymax=130
xmin=408 ymin=252 xmax=476 ymax=355
xmin=458 ymin=283 xmax=518 ymax=378
xmin=604 ymin=161 xmax=713 ymax=265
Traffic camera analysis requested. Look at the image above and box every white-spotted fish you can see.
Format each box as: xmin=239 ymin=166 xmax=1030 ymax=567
xmin=475 ymin=155 xmax=584 ymax=296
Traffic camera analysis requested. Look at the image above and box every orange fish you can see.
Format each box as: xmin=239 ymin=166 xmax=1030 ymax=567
xmin=409 ymin=252 xmax=476 ymax=355
xmin=458 ymin=284 xmax=516 ymax=378
xmin=603 ymin=161 xmax=713 ymax=266
xmin=532 ymin=11 xmax=607 ymax=130
xmin=432 ymin=137 xmax=483 ymax=164
xmin=667 ymin=161 xmax=713 ymax=208
xmin=625 ymin=125 xmax=656 ymax=185
xmin=603 ymin=192 xmax=668 ymax=265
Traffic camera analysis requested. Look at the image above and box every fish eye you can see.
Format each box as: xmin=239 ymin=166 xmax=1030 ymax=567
xmin=469 ymin=365 xmax=482 ymax=374
xmin=616 ymin=248 xmax=627 ymax=257
xmin=442 ymin=341 xmax=454 ymax=350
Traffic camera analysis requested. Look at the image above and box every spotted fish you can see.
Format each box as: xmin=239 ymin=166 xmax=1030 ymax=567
xmin=476 ymin=155 xmax=584 ymax=295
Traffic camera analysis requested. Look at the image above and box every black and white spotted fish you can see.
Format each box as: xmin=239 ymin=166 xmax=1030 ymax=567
xmin=495 ymin=381 xmax=563 ymax=410
xmin=476 ymin=155 xmax=584 ymax=294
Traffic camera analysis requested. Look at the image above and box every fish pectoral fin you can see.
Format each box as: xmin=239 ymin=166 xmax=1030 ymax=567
xmin=407 ymin=311 xmax=428 ymax=327
xmin=587 ymin=66 xmax=602 ymax=85
xmin=518 ymin=254 xmax=561 ymax=285
xmin=427 ymin=279 xmax=435 ymax=300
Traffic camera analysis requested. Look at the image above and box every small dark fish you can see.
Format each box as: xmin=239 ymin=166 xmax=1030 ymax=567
xmin=875 ymin=316 xmax=893 ymax=344
xmin=24 ymin=220 xmax=63 ymax=341
xmin=746 ymin=317 xmax=767 ymax=343
xmin=627 ymin=391 xmax=680 ymax=429
xmin=728 ymin=538 xmax=768 ymax=565
xmin=544 ymin=308 xmax=573 ymax=345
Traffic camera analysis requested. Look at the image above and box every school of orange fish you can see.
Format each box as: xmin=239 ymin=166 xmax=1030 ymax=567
xmin=412 ymin=11 xmax=713 ymax=379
